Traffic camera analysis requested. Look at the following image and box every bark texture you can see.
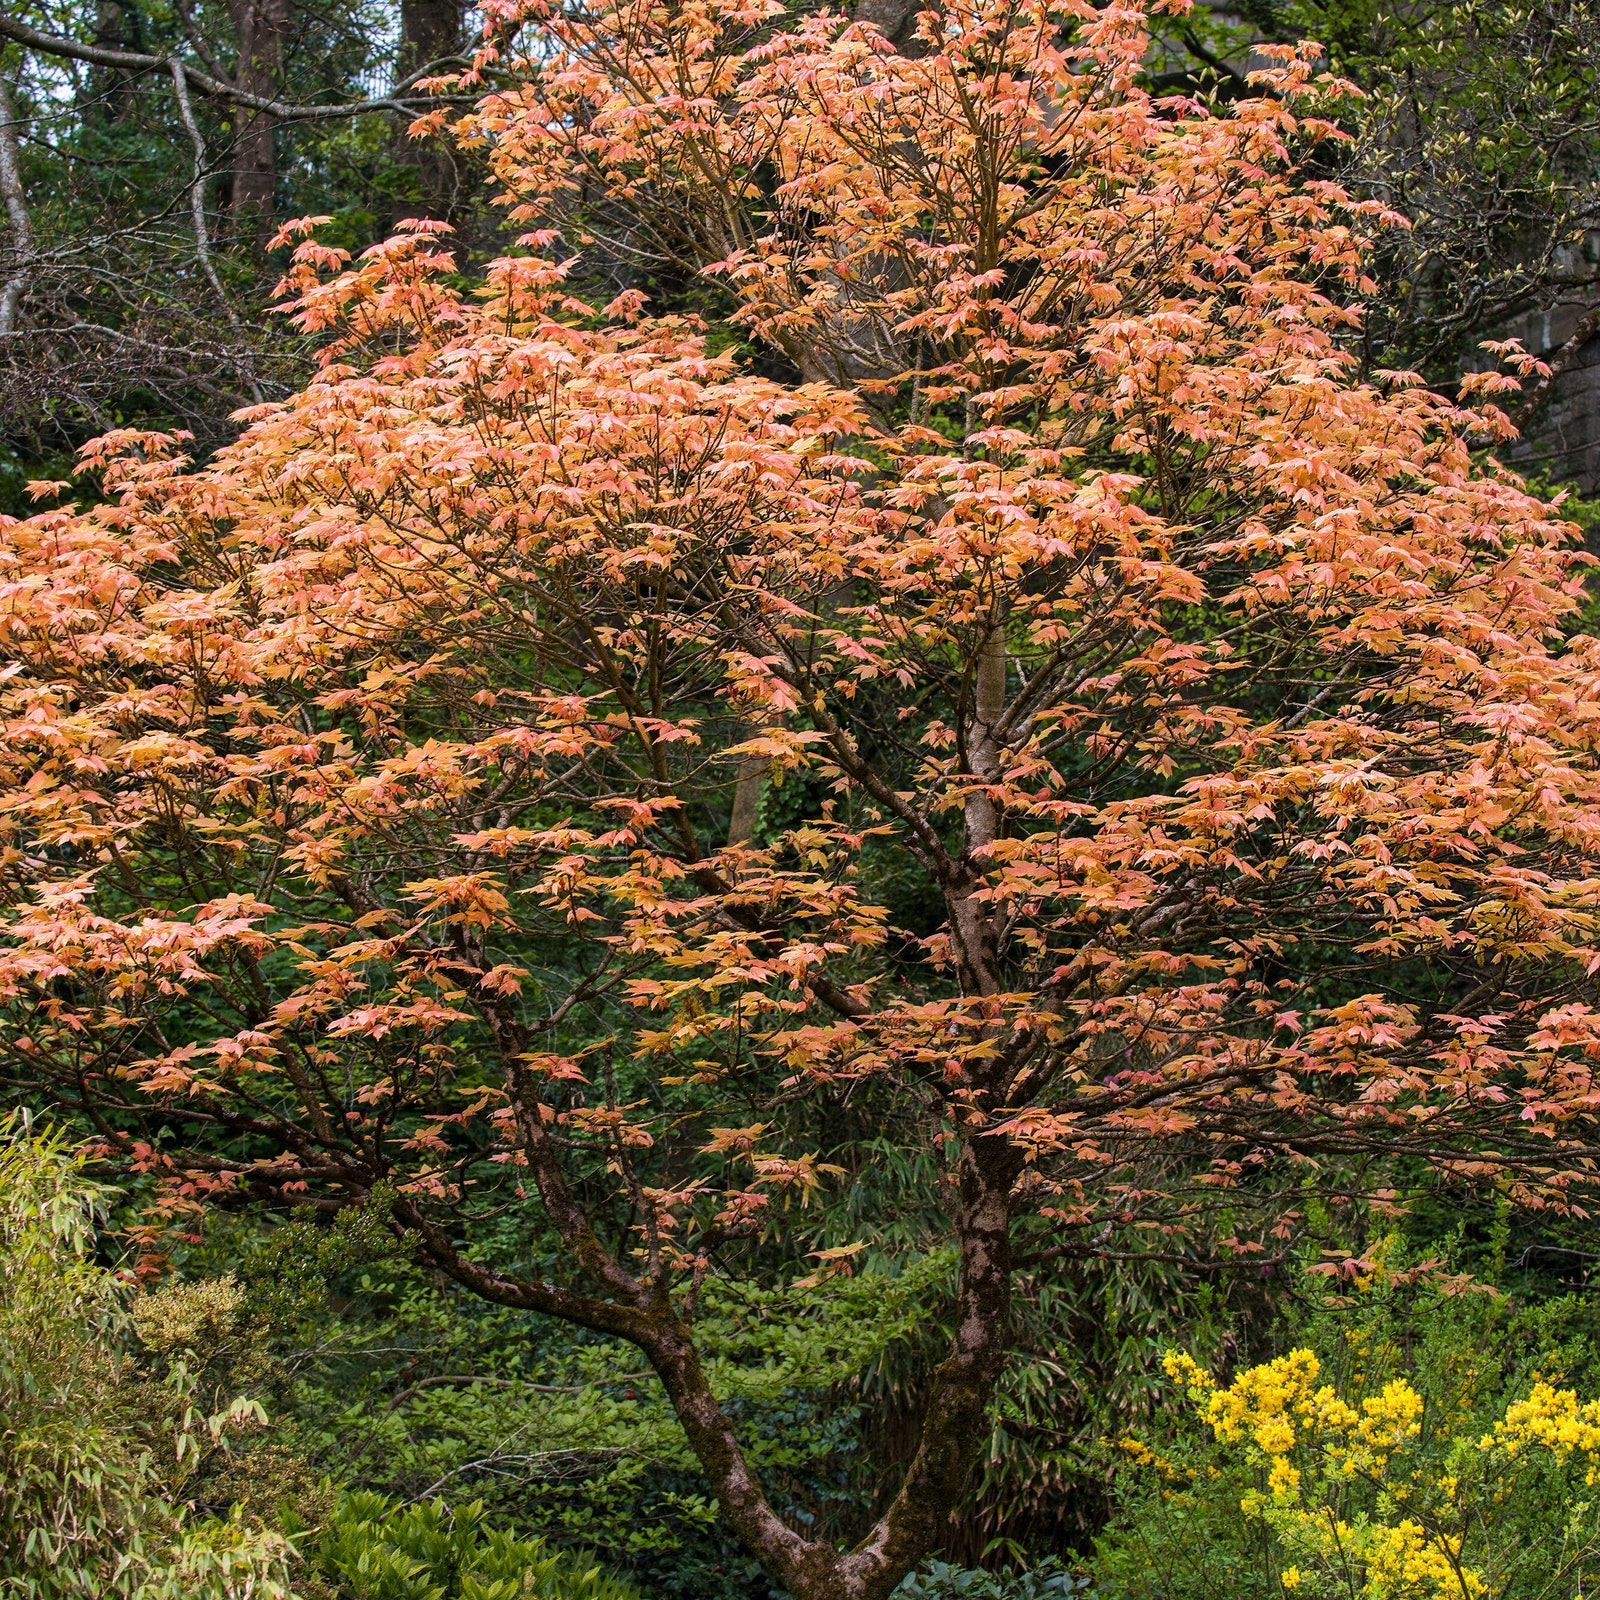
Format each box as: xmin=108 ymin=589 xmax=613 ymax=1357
xmin=228 ymin=0 xmax=290 ymax=243
xmin=0 ymin=73 xmax=32 ymax=335
xmin=393 ymin=0 xmax=465 ymax=220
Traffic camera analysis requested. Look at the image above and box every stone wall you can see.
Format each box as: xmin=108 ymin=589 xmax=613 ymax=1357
xmin=1507 ymin=301 xmax=1600 ymax=492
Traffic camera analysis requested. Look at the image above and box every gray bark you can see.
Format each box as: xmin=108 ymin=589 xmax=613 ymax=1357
xmin=0 ymin=72 xmax=33 ymax=336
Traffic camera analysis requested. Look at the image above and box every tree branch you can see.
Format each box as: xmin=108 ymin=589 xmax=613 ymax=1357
xmin=1512 ymin=302 xmax=1600 ymax=426
xmin=0 ymin=16 xmax=467 ymax=121
xmin=166 ymin=58 xmax=264 ymax=402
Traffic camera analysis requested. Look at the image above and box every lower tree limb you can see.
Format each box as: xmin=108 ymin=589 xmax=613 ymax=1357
xmin=399 ymin=1119 xmax=1016 ymax=1600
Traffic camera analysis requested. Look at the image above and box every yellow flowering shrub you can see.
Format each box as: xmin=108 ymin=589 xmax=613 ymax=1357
xmin=1492 ymin=1384 xmax=1600 ymax=1472
xmin=1166 ymin=1347 xmax=1490 ymax=1600
xmin=1096 ymin=1251 xmax=1600 ymax=1600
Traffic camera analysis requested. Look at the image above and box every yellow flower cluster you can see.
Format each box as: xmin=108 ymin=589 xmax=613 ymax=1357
xmin=1286 ymin=1516 xmax=1484 ymax=1600
xmin=1166 ymin=1349 xmax=1475 ymax=1600
xmin=1489 ymin=1382 xmax=1600 ymax=1480
xmin=1162 ymin=1349 xmax=1424 ymax=1482
xmin=1110 ymin=1435 xmax=1188 ymax=1481
xmin=1198 ymin=1349 xmax=1321 ymax=1455
xmin=1163 ymin=1325 xmax=1600 ymax=1600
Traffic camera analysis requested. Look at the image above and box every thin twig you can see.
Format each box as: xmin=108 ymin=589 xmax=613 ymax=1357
xmin=385 ymin=1371 xmax=651 ymax=1410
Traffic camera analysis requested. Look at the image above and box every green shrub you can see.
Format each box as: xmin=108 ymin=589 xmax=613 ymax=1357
xmin=894 ymin=1557 xmax=1086 ymax=1600
xmin=0 ymin=1117 xmax=295 ymax=1599
xmin=309 ymin=1493 xmax=641 ymax=1600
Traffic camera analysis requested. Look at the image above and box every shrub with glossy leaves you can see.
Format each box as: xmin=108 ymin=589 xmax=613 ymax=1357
xmin=309 ymin=1493 xmax=641 ymax=1600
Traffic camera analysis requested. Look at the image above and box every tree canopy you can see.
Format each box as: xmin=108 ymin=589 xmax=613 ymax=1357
xmin=4 ymin=0 xmax=1600 ymax=1596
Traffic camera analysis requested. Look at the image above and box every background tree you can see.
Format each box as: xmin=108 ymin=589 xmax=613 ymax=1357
xmin=1158 ymin=0 xmax=1600 ymax=426
xmin=394 ymin=0 xmax=468 ymax=218
xmin=0 ymin=0 xmax=479 ymax=508
xmin=225 ymin=0 xmax=294 ymax=245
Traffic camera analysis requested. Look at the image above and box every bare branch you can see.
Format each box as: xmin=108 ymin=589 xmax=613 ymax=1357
xmin=0 ymin=15 xmax=468 ymax=121
xmin=166 ymin=57 xmax=264 ymax=404
xmin=1512 ymin=303 xmax=1600 ymax=427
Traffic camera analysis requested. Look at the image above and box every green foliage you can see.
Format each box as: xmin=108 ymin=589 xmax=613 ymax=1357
xmin=0 ymin=1116 xmax=296 ymax=1599
xmin=276 ymin=1245 xmax=948 ymax=1597
xmin=130 ymin=1134 xmax=1272 ymax=1588
xmin=0 ymin=1131 xmax=646 ymax=1600
xmin=893 ymin=1559 xmax=1085 ymax=1600
xmin=230 ymin=1199 xmax=1261 ymax=1588
xmin=304 ymin=1494 xmax=640 ymax=1600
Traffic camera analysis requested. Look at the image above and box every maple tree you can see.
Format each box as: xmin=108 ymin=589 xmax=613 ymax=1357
xmin=3 ymin=0 xmax=1600 ymax=1593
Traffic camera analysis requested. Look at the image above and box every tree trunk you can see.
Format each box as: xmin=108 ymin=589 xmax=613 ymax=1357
xmin=92 ymin=0 xmax=139 ymax=122
xmin=727 ymin=751 xmax=764 ymax=846
xmin=853 ymin=0 xmax=925 ymax=53
xmin=0 ymin=72 xmax=33 ymax=335
xmin=228 ymin=0 xmax=289 ymax=245
xmin=398 ymin=0 xmax=462 ymax=89
xmin=400 ymin=949 xmax=1022 ymax=1600
xmin=418 ymin=1129 xmax=1017 ymax=1600
xmin=393 ymin=0 xmax=464 ymax=221
xmin=948 ymin=614 xmax=1008 ymax=996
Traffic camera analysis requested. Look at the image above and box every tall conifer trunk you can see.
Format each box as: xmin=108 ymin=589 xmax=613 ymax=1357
xmin=394 ymin=0 xmax=463 ymax=221
xmin=228 ymin=0 xmax=289 ymax=244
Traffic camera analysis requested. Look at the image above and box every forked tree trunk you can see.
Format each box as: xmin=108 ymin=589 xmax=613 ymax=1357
xmin=408 ymin=619 xmax=1021 ymax=1600
xmin=410 ymin=1112 xmax=1018 ymax=1600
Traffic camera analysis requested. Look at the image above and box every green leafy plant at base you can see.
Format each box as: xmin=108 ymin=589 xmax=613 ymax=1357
xmin=892 ymin=1558 xmax=1087 ymax=1600
xmin=304 ymin=1494 xmax=641 ymax=1600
